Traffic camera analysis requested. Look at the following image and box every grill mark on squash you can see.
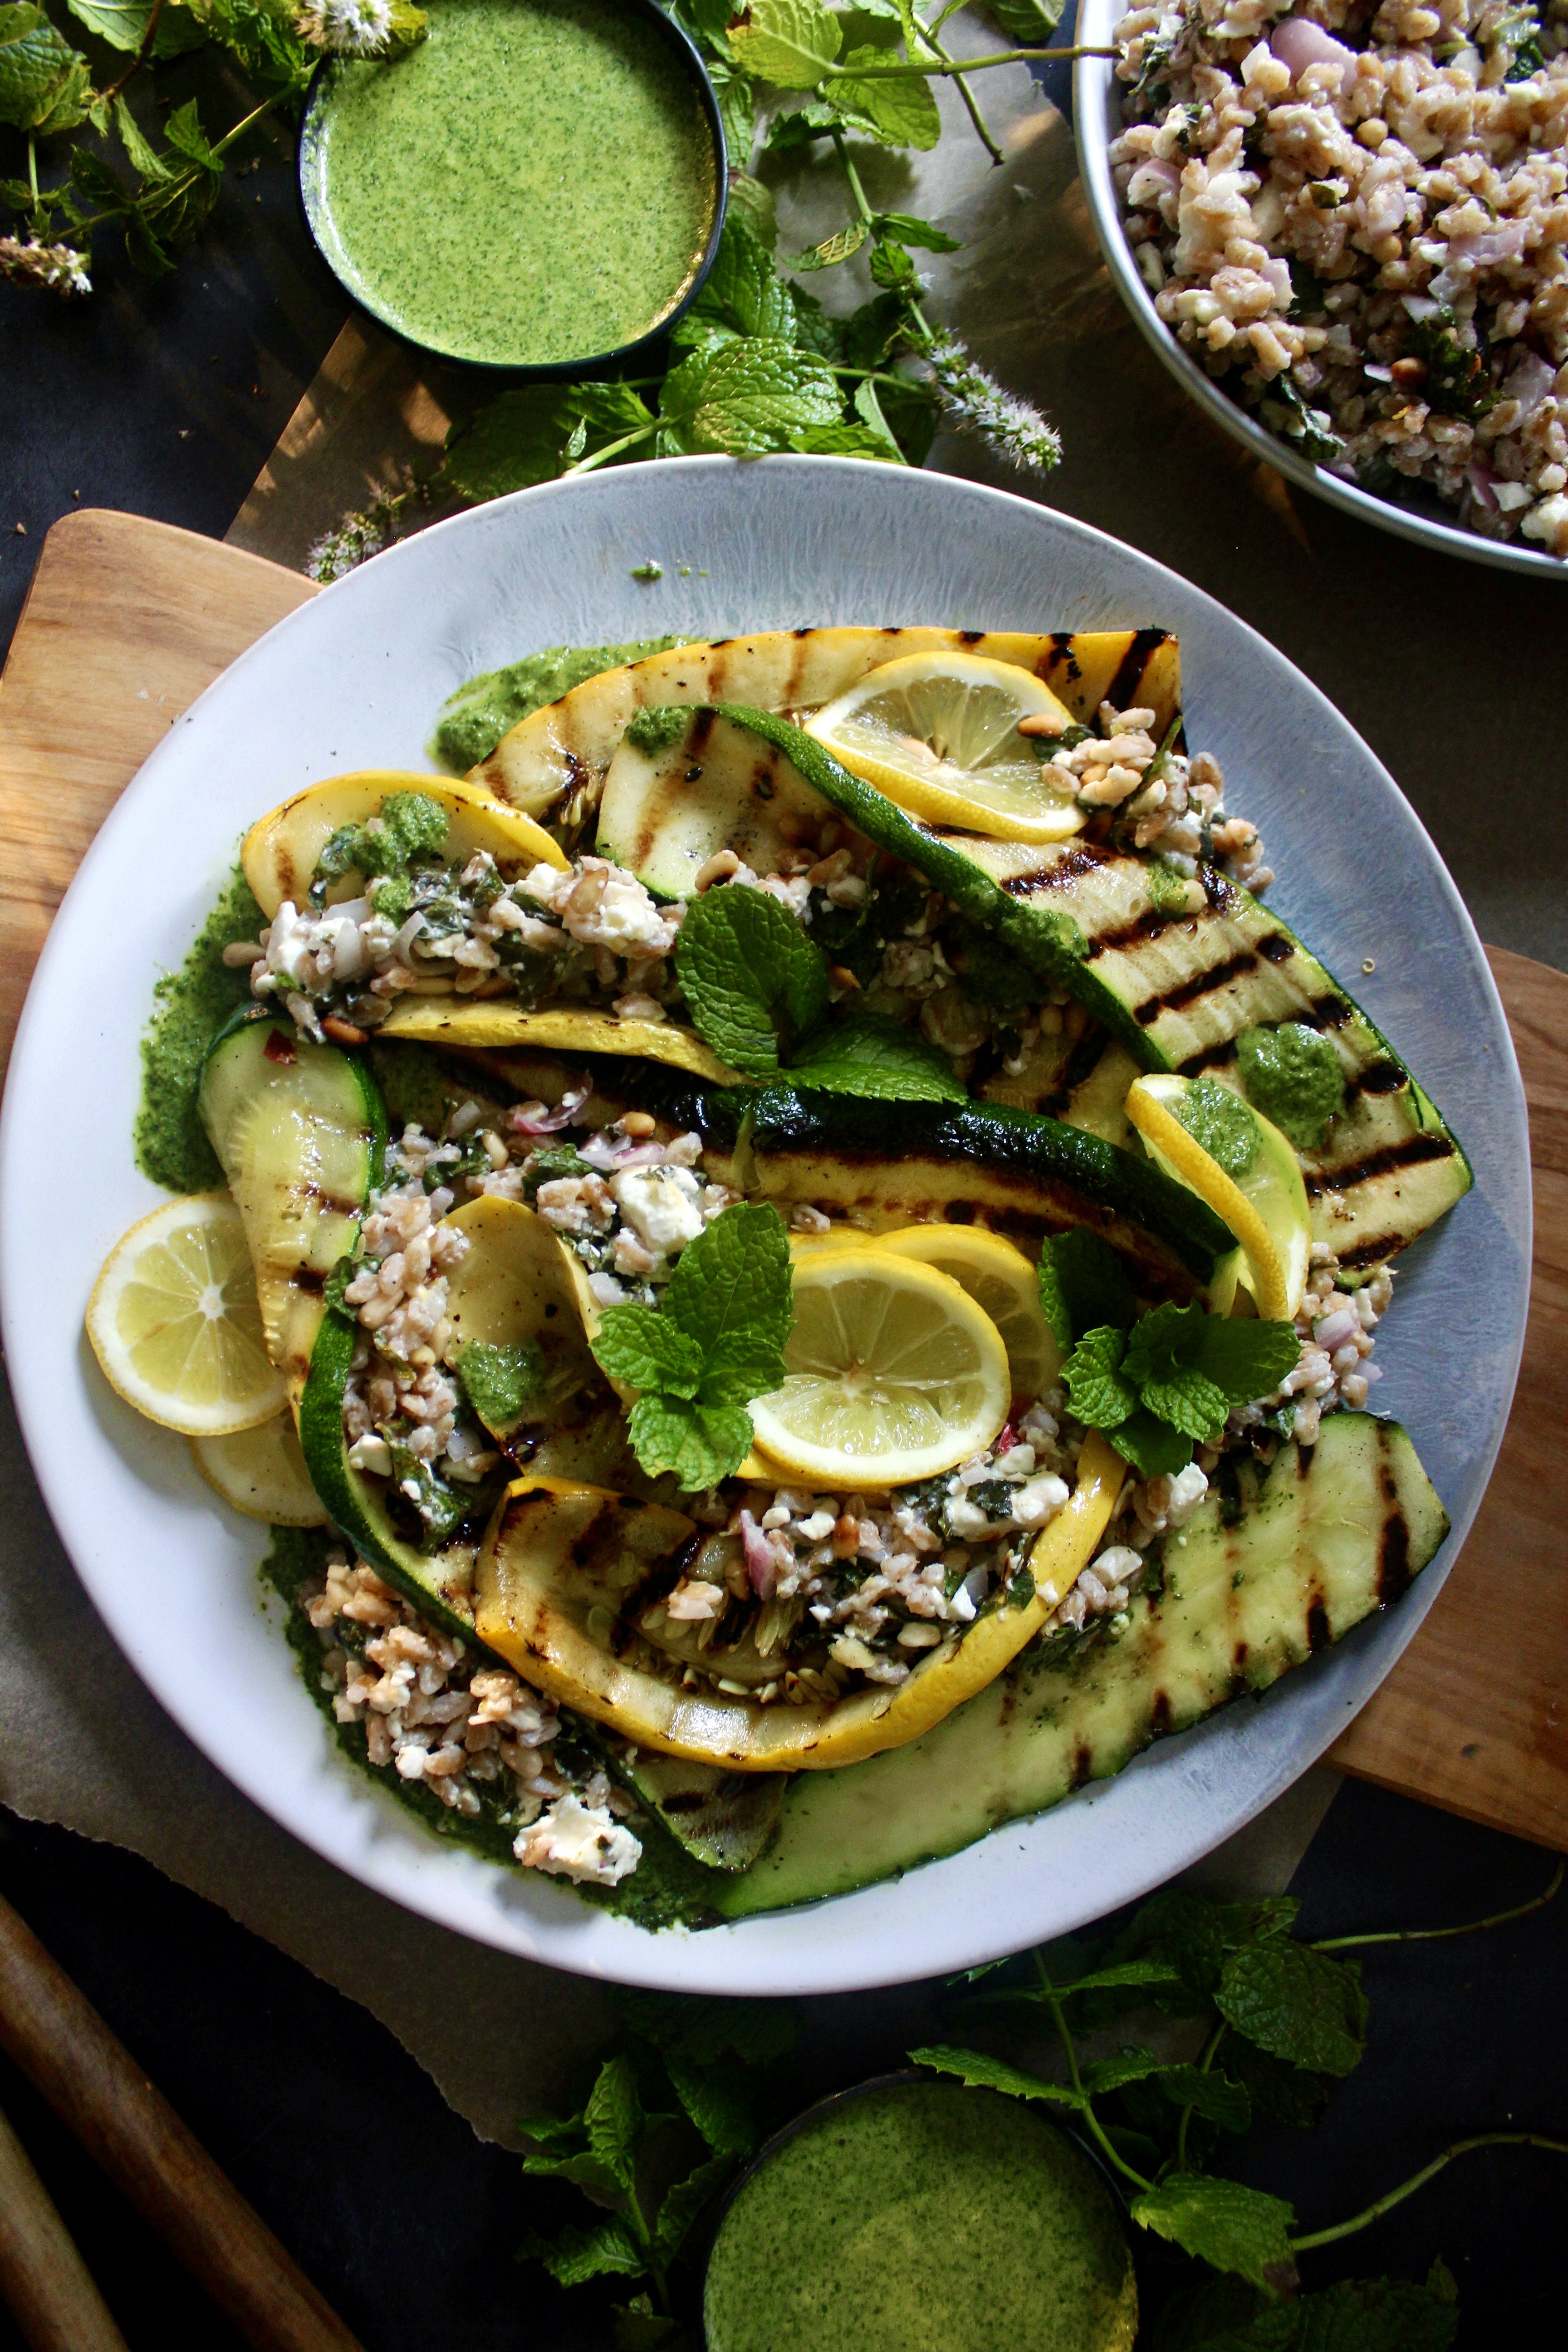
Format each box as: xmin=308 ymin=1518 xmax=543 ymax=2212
xmin=1257 ymin=933 xmax=1296 ymax=965
xmin=1046 ymin=629 xmax=1082 ymax=684
xmin=1300 ymin=1132 xmax=1456 ymax=1198
xmin=1044 ymin=1031 xmax=1110 ymax=1117
xmin=1149 ymin=1688 xmax=1173 ymax=1736
xmin=1106 ymin=627 xmax=1170 ymax=712
xmin=1000 ymin=842 xmax=1117 ymax=896
xmin=1133 ymin=948 xmax=1260 ymax=1025
xmin=1178 ymin=1038 xmax=1240 ymax=1076
xmin=1334 ymin=1230 xmax=1408 ymax=1271
xmin=1070 ymin=1737 xmax=1095 ymax=1788
xmin=1306 ymin=1596 xmax=1331 ymax=1651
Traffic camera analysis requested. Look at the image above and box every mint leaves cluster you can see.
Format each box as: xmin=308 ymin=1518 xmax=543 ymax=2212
xmin=519 ymin=1991 xmax=797 ymax=2347
xmin=915 ymin=1861 xmax=1564 ymax=2337
xmin=513 ymin=1861 xmax=1566 ymax=2346
xmin=589 ymin=1201 xmax=793 ymax=1491
xmin=1038 ymin=1230 xmax=1300 ymax=1479
xmin=675 ymin=879 xmax=963 ymax=1101
xmin=0 ymin=0 xmax=355 ymax=289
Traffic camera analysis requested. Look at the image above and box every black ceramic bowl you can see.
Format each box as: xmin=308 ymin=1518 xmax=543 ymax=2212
xmin=297 ymin=0 xmax=728 ymax=379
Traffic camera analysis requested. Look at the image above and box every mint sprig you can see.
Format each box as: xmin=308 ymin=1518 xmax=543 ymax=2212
xmin=589 ymin=1202 xmax=792 ymax=1490
xmin=1063 ymin=1302 xmax=1301 ymax=1478
xmin=1037 ymin=1229 xmax=1139 ymax=1352
xmin=676 ymin=882 xmax=963 ymax=1102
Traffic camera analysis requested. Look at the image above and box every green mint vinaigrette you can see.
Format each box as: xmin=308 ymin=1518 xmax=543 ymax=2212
xmin=300 ymin=0 xmax=719 ymax=367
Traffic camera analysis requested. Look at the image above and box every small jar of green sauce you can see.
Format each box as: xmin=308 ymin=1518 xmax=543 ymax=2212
xmin=299 ymin=0 xmax=726 ymax=372
xmin=705 ymin=2075 xmax=1139 ymax=2352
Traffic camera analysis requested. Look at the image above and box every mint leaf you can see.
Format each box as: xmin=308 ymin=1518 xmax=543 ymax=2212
xmin=519 ymin=2215 xmax=645 ymax=2287
xmin=444 ymin=382 xmax=653 ymax=503
xmin=455 ymin=1339 xmax=544 ymax=1437
xmin=787 ymin=220 xmax=868 ymax=271
xmin=1131 ymin=2173 xmax=1298 ymax=2296
xmin=590 ymin=1307 xmax=706 ymax=1400
xmin=664 ymin=1201 xmax=792 ymax=1403
xmin=1216 ymin=1942 xmax=1367 ymax=2078
xmin=1226 ymin=2043 xmax=1333 ymax=2132
xmin=0 ymin=4 xmax=88 ymax=132
xmin=980 ymin=0 xmax=1065 ymax=39
xmin=787 ymin=1010 xmax=965 ymax=1102
xmin=675 ymin=885 xmax=830 ymax=1077
xmin=909 ymin=2045 xmax=1087 ymax=2111
xmin=1189 ymin=1315 xmax=1303 ymax=1409
xmin=658 ymin=336 xmax=842 ymax=456
xmin=682 ymin=211 xmax=796 ymax=341
xmin=627 ymin=1395 xmax=754 ymax=1490
xmin=1062 ymin=1324 xmax=1139 ymax=1429
xmin=585 ymin=2053 xmax=642 ymax=2194
xmin=833 ymin=48 xmax=942 ymax=147
xmin=876 ymin=209 xmax=962 ymax=251
xmin=787 ymin=421 xmax=901 ymax=461
xmin=728 ymin=0 xmax=841 ymax=86
xmin=520 ymin=2146 xmax=622 ymax=2200
xmin=1108 ymin=1407 xmax=1195 ymax=1480
xmin=1175 ymin=1077 xmax=1259 ymax=1179
xmin=652 ymin=2152 xmax=733 ymax=2264
xmin=1038 ymin=1230 xmax=1138 ymax=1350
xmin=1156 ymin=2066 xmax=1252 ymax=2134
xmin=664 ymin=2050 xmax=756 ymax=2158
xmin=1124 ymin=1304 xmax=1230 ymax=1441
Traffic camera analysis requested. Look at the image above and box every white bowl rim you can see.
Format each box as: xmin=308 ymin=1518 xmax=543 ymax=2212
xmin=1072 ymin=1 xmax=1568 ymax=582
xmin=0 ymin=454 xmax=1530 ymax=1994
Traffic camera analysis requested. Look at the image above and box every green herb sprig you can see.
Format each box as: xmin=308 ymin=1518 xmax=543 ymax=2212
xmin=912 ymin=1861 xmax=1568 ymax=2338
xmin=0 ymin=0 xmax=426 ymax=291
xmin=518 ymin=1991 xmax=797 ymax=2348
xmin=1037 ymin=1232 xmax=1301 ymax=1480
xmin=589 ymin=1199 xmax=794 ymax=1490
xmin=675 ymin=876 xmax=964 ymax=1101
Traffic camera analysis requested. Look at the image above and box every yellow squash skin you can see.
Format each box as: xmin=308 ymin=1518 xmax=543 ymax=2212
xmin=378 ymin=996 xmax=741 ymax=1083
xmin=474 ymin=1435 xmax=1125 ymax=1772
xmin=441 ymin=1196 xmax=598 ymax=1430
xmin=241 ymin=772 xmax=568 ymax=921
xmin=470 ymin=628 xmax=1183 ymax=819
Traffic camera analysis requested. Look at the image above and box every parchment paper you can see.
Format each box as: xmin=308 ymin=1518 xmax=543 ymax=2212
xmin=4 ymin=52 xmax=1353 ymax=2144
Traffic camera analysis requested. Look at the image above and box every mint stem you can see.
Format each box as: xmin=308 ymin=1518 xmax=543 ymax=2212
xmin=1037 ymin=1955 xmax=1154 ymax=2193
xmin=563 ymin=422 xmax=661 ymax=476
xmin=822 ymin=45 xmax=1117 ymax=81
xmin=913 ymin=19 xmax=1004 ymax=165
xmin=1289 ymin=2133 xmax=1568 ymax=2252
xmin=101 ymin=0 xmax=167 ymax=106
xmin=1313 ymin=1859 xmax=1563 ymax=1953
xmin=1175 ymin=2017 xmax=1227 ymax=2171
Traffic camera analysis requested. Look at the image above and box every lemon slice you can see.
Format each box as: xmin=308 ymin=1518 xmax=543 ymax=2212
xmin=876 ymin=1225 xmax=1061 ymax=1406
xmin=87 ymin=1195 xmax=285 ymax=1436
xmin=191 ymin=1412 xmax=327 ymax=1526
xmin=748 ymin=1248 xmax=1010 ymax=1490
xmin=804 ymin=652 xmax=1087 ymax=845
xmin=1125 ymin=1075 xmax=1310 ymax=1321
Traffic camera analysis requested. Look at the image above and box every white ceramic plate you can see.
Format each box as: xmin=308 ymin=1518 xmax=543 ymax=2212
xmin=0 ymin=458 xmax=1529 ymax=1993
xmin=1073 ymin=0 xmax=1565 ymax=580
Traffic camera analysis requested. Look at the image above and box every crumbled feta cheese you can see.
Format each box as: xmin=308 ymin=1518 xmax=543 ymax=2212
xmin=514 ymin=1793 xmax=642 ymax=1885
xmin=611 ymin=1164 xmax=705 ymax=1259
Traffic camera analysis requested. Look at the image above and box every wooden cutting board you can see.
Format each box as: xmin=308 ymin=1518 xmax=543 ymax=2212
xmin=3 ymin=508 xmax=1564 ymax=1852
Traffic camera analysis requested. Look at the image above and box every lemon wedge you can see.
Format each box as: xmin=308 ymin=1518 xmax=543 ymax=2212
xmin=747 ymin=1248 xmax=1010 ymax=1490
xmin=191 ymin=1412 xmax=327 ymax=1525
xmin=1125 ymin=1075 xmax=1310 ymax=1321
xmin=804 ymin=652 xmax=1088 ymax=845
xmin=87 ymin=1195 xmax=286 ymax=1436
xmin=876 ymin=1225 xmax=1061 ymax=1406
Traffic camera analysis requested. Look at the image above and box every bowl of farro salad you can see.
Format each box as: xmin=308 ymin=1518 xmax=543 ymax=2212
xmin=0 ymin=459 xmax=1530 ymax=1993
xmin=1077 ymin=0 xmax=1568 ymax=572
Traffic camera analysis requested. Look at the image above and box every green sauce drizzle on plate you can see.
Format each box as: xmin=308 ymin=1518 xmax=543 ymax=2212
xmin=300 ymin=0 xmax=719 ymax=368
